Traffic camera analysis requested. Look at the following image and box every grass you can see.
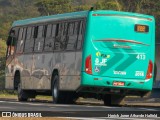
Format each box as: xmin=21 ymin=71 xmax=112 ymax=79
xmin=0 ymin=90 xmax=18 ymax=99
xmin=0 ymin=94 xmax=17 ymax=99
xmin=0 ymin=74 xmax=5 ymax=89
xmin=36 ymin=95 xmax=52 ymax=101
xmin=0 ymin=90 xmax=17 ymax=95
xmin=0 ymin=90 xmax=52 ymax=101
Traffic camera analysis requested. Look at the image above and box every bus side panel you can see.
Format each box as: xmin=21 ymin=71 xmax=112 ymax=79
xmin=21 ymin=54 xmax=33 ymax=89
xmin=71 ymin=51 xmax=82 ymax=90
xmin=14 ymin=54 xmax=24 ymax=86
xmin=54 ymin=52 xmax=63 ymax=89
xmin=5 ymin=54 xmax=24 ymax=90
xmin=59 ymin=52 xmax=78 ymax=91
xmin=5 ymin=76 xmax=14 ymax=89
xmin=31 ymin=53 xmax=52 ymax=90
xmin=5 ymin=57 xmax=15 ymax=89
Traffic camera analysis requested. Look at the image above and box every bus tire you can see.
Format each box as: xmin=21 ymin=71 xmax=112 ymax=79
xmin=52 ymin=75 xmax=64 ymax=104
xmin=103 ymin=94 xmax=112 ymax=106
xmin=17 ymin=83 xmax=28 ymax=101
xmin=111 ymin=94 xmax=125 ymax=106
xmin=65 ymin=92 xmax=77 ymax=104
xmin=14 ymin=71 xmax=20 ymax=90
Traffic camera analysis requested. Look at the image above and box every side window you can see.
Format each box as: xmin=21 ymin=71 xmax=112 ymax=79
xmin=6 ymin=27 xmax=19 ymax=57
xmin=26 ymin=27 xmax=32 ymax=40
xmin=46 ymin=24 xmax=52 ymax=38
xmin=24 ymin=27 xmax=35 ymax=53
xmin=34 ymin=25 xmax=45 ymax=52
xmin=68 ymin=22 xmax=74 ymax=35
xmin=52 ymin=24 xmax=56 ymax=37
xmin=37 ymin=25 xmax=44 ymax=38
xmin=63 ymin=22 xmax=68 ymax=35
xmin=56 ymin=23 xmax=62 ymax=37
xmin=54 ymin=23 xmax=67 ymax=51
xmin=44 ymin=24 xmax=57 ymax=52
xmin=34 ymin=26 xmax=38 ymax=38
xmin=66 ymin=21 xmax=79 ymax=51
xmin=74 ymin=22 xmax=79 ymax=35
xmin=16 ymin=28 xmax=26 ymax=53
xmin=18 ymin=28 xmax=23 ymax=41
xmin=54 ymin=24 xmax=60 ymax=51
xmin=77 ymin=20 xmax=84 ymax=50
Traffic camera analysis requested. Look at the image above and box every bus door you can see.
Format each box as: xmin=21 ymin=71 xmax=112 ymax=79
xmin=5 ymin=28 xmax=19 ymax=89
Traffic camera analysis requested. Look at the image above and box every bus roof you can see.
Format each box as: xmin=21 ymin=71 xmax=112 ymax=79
xmin=12 ymin=10 xmax=154 ymax=27
xmin=12 ymin=11 xmax=89 ymax=27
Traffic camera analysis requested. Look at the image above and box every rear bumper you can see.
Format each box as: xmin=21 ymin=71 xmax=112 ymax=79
xmin=79 ymin=72 xmax=153 ymax=94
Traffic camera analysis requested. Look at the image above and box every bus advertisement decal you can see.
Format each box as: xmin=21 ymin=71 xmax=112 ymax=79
xmin=114 ymin=43 xmax=137 ymax=71
xmin=96 ymin=51 xmax=110 ymax=58
xmin=95 ymin=58 xmax=107 ymax=66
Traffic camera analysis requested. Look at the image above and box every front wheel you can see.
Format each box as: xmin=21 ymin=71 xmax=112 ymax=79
xmin=17 ymin=83 xmax=28 ymax=101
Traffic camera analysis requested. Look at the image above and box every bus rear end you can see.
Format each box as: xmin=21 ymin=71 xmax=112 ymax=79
xmin=80 ymin=10 xmax=155 ymax=103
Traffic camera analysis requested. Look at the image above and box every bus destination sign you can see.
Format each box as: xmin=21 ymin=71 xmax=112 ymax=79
xmin=135 ymin=24 xmax=149 ymax=33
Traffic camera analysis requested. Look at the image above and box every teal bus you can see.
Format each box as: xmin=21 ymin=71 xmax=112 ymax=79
xmin=5 ymin=10 xmax=155 ymax=106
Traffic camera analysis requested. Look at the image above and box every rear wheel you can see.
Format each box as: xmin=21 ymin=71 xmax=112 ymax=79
xmin=15 ymin=73 xmax=28 ymax=101
xmin=111 ymin=94 xmax=125 ymax=106
xmin=52 ymin=75 xmax=77 ymax=104
xmin=65 ymin=91 xmax=77 ymax=104
xmin=103 ymin=94 xmax=125 ymax=106
xmin=17 ymin=83 xmax=28 ymax=101
xmin=103 ymin=94 xmax=112 ymax=106
xmin=52 ymin=75 xmax=64 ymax=104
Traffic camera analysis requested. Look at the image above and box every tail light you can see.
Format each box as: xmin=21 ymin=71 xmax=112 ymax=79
xmin=85 ymin=55 xmax=92 ymax=74
xmin=146 ymin=60 xmax=153 ymax=79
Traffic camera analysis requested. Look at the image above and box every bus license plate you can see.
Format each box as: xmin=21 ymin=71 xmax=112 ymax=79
xmin=113 ymin=81 xmax=124 ymax=86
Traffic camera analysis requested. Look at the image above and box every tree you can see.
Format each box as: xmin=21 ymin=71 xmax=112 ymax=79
xmin=94 ymin=0 xmax=122 ymax=11
xmin=0 ymin=0 xmax=40 ymax=40
xmin=0 ymin=39 xmax=6 ymax=89
xmin=36 ymin=0 xmax=75 ymax=15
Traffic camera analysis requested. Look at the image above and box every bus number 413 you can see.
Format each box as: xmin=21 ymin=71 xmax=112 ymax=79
xmin=136 ymin=54 xmax=146 ymax=60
